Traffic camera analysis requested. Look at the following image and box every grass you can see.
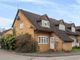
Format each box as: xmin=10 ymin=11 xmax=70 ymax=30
xmin=72 ymin=47 xmax=80 ymax=52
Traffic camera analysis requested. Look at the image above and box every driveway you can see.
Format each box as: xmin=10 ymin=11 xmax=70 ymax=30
xmin=0 ymin=49 xmax=80 ymax=60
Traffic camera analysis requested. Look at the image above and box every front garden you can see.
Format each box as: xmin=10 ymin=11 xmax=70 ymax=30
xmin=0 ymin=33 xmax=38 ymax=53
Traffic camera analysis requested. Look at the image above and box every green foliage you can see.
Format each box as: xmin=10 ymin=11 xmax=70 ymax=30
xmin=15 ymin=33 xmax=38 ymax=53
xmin=0 ymin=33 xmax=38 ymax=53
xmin=72 ymin=47 xmax=80 ymax=52
xmin=0 ymin=34 xmax=16 ymax=50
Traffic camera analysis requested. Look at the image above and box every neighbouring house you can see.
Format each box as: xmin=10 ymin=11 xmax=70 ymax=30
xmin=52 ymin=20 xmax=80 ymax=47
xmin=2 ymin=28 xmax=13 ymax=37
xmin=66 ymin=23 xmax=80 ymax=47
xmin=75 ymin=26 xmax=80 ymax=47
xmin=12 ymin=9 xmax=74 ymax=52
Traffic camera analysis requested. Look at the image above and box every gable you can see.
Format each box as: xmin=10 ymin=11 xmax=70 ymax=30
xmin=12 ymin=9 xmax=36 ymax=30
xmin=12 ymin=10 xmax=36 ymax=38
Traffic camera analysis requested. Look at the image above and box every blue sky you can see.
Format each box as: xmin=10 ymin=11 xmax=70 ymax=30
xmin=0 ymin=0 xmax=80 ymax=29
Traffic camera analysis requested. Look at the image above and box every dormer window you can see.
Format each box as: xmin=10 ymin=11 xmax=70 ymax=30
xmin=41 ymin=20 xmax=50 ymax=28
xmin=59 ymin=24 xmax=65 ymax=31
xmin=71 ymin=26 xmax=75 ymax=32
xmin=59 ymin=20 xmax=65 ymax=31
xmin=71 ymin=23 xmax=75 ymax=32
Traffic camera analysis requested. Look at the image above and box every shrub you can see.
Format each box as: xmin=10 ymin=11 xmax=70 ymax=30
xmin=0 ymin=34 xmax=16 ymax=50
xmin=15 ymin=33 xmax=38 ymax=53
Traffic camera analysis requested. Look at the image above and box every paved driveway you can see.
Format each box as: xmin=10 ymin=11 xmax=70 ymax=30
xmin=0 ymin=49 xmax=80 ymax=60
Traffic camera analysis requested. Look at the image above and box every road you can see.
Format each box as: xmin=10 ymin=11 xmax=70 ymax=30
xmin=0 ymin=49 xmax=80 ymax=60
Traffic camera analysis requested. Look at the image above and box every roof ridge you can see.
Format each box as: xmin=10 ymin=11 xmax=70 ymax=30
xmin=19 ymin=9 xmax=41 ymax=16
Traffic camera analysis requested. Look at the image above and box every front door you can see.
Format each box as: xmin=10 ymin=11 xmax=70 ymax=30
xmin=50 ymin=37 xmax=54 ymax=49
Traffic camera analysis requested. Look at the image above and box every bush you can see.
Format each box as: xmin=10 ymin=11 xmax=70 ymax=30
xmin=15 ymin=33 xmax=38 ymax=53
xmin=0 ymin=34 xmax=16 ymax=50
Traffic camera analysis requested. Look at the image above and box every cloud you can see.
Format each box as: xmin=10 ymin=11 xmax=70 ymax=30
xmin=0 ymin=0 xmax=15 ymax=2
xmin=75 ymin=0 xmax=80 ymax=4
xmin=19 ymin=0 xmax=80 ymax=26
xmin=0 ymin=17 xmax=13 ymax=29
xmin=0 ymin=1 xmax=17 ymax=29
xmin=0 ymin=1 xmax=18 ymax=9
xmin=0 ymin=0 xmax=80 ymax=27
xmin=19 ymin=0 xmax=53 ymax=5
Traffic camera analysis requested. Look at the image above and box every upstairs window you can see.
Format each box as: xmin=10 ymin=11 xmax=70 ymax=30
xmin=41 ymin=20 xmax=50 ymax=28
xmin=20 ymin=23 xmax=24 ymax=29
xmin=71 ymin=26 xmax=75 ymax=32
xmin=59 ymin=24 xmax=65 ymax=31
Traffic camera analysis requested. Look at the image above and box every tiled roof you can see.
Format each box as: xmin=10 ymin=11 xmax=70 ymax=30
xmin=20 ymin=9 xmax=56 ymax=32
xmin=66 ymin=29 xmax=80 ymax=36
xmin=76 ymin=26 xmax=80 ymax=30
xmin=55 ymin=30 xmax=73 ymax=42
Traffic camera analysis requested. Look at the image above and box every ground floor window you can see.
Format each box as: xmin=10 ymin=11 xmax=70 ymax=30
xmin=38 ymin=36 xmax=48 ymax=44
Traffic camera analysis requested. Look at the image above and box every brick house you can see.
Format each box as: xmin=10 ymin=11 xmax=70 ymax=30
xmin=66 ymin=23 xmax=80 ymax=47
xmin=75 ymin=26 xmax=80 ymax=46
xmin=12 ymin=9 xmax=74 ymax=52
xmin=2 ymin=29 xmax=13 ymax=36
xmin=52 ymin=20 xmax=80 ymax=47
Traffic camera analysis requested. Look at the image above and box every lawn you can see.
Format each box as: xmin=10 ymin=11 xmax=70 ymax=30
xmin=72 ymin=47 xmax=80 ymax=52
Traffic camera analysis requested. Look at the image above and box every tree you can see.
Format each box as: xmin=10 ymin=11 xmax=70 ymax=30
xmin=15 ymin=33 xmax=38 ymax=53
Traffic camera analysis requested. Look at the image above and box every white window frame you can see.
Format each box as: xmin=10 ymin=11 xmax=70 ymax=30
xmin=20 ymin=23 xmax=24 ymax=29
xmin=59 ymin=24 xmax=65 ymax=31
xmin=38 ymin=36 xmax=48 ymax=44
xmin=42 ymin=20 xmax=50 ymax=28
xmin=71 ymin=26 xmax=75 ymax=32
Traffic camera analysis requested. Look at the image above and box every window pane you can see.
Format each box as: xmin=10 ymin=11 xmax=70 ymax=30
xmin=46 ymin=37 xmax=48 ymax=43
xmin=43 ymin=37 xmax=45 ymax=44
xmin=39 ymin=37 xmax=40 ymax=43
xmin=42 ymin=20 xmax=50 ymax=28
xmin=20 ymin=23 xmax=24 ymax=29
xmin=38 ymin=36 xmax=48 ymax=44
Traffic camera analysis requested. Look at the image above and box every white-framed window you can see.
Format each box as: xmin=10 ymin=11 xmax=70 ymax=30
xmin=20 ymin=23 xmax=24 ymax=29
xmin=41 ymin=20 xmax=50 ymax=28
xmin=71 ymin=26 xmax=75 ymax=32
xmin=38 ymin=36 xmax=48 ymax=44
xmin=59 ymin=24 xmax=65 ymax=31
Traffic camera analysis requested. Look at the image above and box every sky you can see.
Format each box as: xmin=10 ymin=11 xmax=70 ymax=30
xmin=0 ymin=0 xmax=80 ymax=29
